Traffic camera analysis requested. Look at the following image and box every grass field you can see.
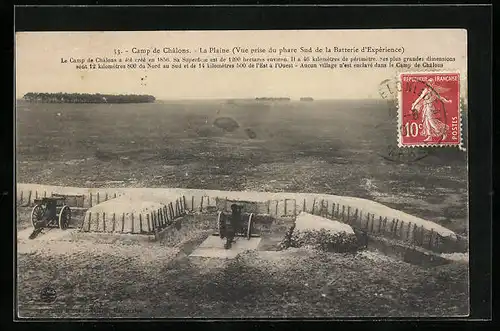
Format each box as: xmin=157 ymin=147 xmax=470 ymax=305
xmin=16 ymin=99 xmax=468 ymax=234
xmin=17 ymin=209 xmax=468 ymax=318
xmin=16 ymin=99 xmax=469 ymax=318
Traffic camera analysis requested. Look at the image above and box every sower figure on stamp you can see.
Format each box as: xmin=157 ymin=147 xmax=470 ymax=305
xmin=411 ymin=78 xmax=453 ymax=142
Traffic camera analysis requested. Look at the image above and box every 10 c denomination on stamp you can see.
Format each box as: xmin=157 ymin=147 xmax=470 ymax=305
xmin=398 ymin=72 xmax=461 ymax=147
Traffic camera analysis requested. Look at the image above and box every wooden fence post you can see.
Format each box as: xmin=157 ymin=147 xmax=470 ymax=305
xmin=87 ymin=212 xmax=92 ymax=231
xmin=43 ymin=191 xmax=47 ymax=198
xmin=95 ymin=212 xmax=100 ymax=232
xmin=131 ymin=213 xmax=135 ymax=233
xmin=370 ymin=214 xmax=375 ymax=233
xmin=157 ymin=209 xmax=161 ymax=227
xmin=105 ymin=192 xmax=108 ymax=201
xmin=20 ymin=191 xmax=23 ymax=204
xmin=341 ymin=205 xmax=345 ymax=221
xmin=26 ymin=190 xmax=32 ymax=206
xmin=35 ymin=190 xmax=38 ymax=200
xmin=412 ymin=223 xmax=418 ymax=245
xmin=112 ymin=213 xmax=116 ymax=232
xmin=191 ymin=196 xmax=195 ymax=212
xmin=353 ymin=208 xmax=359 ymax=225
xmin=121 ymin=213 xmax=125 ymax=233
xmin=114 ymin=193 xmax=117 ymax=199
xmin=434 ymin=233 xmax=440 ymax=250
xmin=378 ymin=216 xmax=382 ymax=233
xmin=200 ymin=196 xmax=204 ymax=212
xmin=311 ymin=198 xmax=316 ymax=214
xmin=102 ymin=212 xmax=106 ymax=232
xmin=183 ymin=196 xmax=187 ymax=212
xmin=97 ymin=192 xmax=100 ymax=205
xmin=346 ymin=206 xmax=351 ymax=223
xmin=294 ymin=199 xmax=297 ymax=217
xmin=428 ymin=229 xmax=434 ymax=249
xmin=393 ymin=219 xmax=399 ymax=237
xmin=331 ymin=203 xmax=335 ymax=219
xmin=284 ymin=199 xmax=288 ymax=216
xmin=139 ymin=214 xmax=143 ymax=233
xmin=406 ymin=222 xmax=412 ymax=241
xmin=419 ymin=225 xmax=425 ymax=246
xmin=147 ymin=214 xmax=151 ymax=233
xmin=89 ymin=192 xmax=93 ymax=208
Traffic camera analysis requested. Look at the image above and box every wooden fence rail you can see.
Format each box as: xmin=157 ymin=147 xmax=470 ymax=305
xmin=21 ymin=191 xmax=463 ymax=253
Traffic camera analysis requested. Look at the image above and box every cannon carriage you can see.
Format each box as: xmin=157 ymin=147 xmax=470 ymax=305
xmin=212 ymin=204 xmax=259 ymax=249
xmin=30 ymin=196 xmax=72 ymax=231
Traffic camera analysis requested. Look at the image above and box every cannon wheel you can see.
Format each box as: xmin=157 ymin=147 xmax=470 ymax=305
xmin=246 ymin=213 xmax=254 ymax=240
xmin=58 ymin=205 xmax=71 ymax=230
xmin=217 ymin=211 xmax=225 ymax=239
xmin=30 ymin=204 xmax=46 ymax=229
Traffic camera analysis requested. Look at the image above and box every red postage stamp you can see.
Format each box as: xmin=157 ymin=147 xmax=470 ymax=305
xmin=398 ymin=72 xmax=461 ymax=147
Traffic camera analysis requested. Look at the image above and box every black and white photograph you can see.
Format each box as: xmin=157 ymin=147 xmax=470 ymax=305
xmin=15 ymin=29 xmax=469 ymax=318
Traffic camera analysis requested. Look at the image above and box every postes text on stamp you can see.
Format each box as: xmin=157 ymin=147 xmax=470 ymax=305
xmin=398 ymin=72 xmax=461 ymax=147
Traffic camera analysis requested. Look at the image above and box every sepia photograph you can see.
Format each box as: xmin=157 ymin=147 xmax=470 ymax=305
xmin=15 ymin=29 xmax=469 ymax=318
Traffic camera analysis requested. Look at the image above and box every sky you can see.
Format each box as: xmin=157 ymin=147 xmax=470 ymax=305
xmin=15 ymin=29 xmax=467 ymax=100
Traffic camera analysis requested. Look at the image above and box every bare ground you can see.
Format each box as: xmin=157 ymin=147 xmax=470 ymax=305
xmin=16 ymin=100 xmax=468 ymax=318
xmin=17 ymin=239 xmax=468 ymax=318
xmin=16 ymin=100 xmax=468 ymax=235
xmin=16 ymin=208 xmax=468 ymax=318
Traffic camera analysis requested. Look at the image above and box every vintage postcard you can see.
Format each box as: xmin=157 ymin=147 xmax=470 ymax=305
xmin=15 ymin=29 xmax=468 ymax=318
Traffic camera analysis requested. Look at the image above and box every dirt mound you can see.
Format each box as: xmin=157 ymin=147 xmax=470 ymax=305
xmin=295 ymin=212 xmax=354 ymax=234
xmin=280 ymin=213 xmax=359 ymax=253
xmin=440 ymin=252 xmax=468 ymax=263
xmin=86 ymin=195 xmax=165 ymax=215
xmin=82 ymin=195 xmax=170 ymax=234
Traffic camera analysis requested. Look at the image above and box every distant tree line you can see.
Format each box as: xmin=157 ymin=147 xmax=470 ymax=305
xmin=22 ymin=92 xmax=156 ymax=104
xmin=255 ymin=97 xmax=290 ymax=101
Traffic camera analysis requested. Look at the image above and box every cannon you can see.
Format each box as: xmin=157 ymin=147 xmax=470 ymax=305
xmin=29 ymin=197 xmax=72 ymax=239
xmin=212 ymin=204 xmax=259 ymax=249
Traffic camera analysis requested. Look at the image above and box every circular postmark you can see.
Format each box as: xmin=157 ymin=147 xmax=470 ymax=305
xmin=381 ymin=144 xmax=429 ymax=164
xmin=39 ymin=285 xmax=57 ymax=303
xmin=378 ymin=77 xmax=430 ymax=163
